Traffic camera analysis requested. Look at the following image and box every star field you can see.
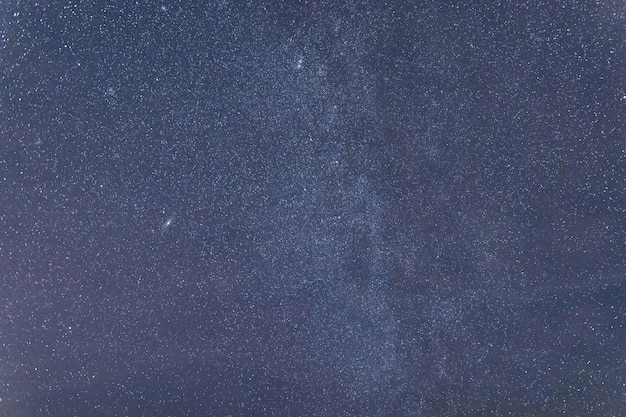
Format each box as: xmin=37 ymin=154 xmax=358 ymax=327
xmin=0 ymin=1 xmax=625 ymax=416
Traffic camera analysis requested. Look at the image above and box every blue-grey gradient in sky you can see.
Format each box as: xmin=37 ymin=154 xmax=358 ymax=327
xmin=1 ymin=1 xmax=624 ymax=416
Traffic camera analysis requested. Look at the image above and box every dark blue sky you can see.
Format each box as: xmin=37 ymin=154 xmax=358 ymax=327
xmin=1 ymin=1 xmax=624 ymax=416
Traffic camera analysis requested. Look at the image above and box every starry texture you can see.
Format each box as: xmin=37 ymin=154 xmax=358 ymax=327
xmin=1 ymin=1 xmax=625 ymax=416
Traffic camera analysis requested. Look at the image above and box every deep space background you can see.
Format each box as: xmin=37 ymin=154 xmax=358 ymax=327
xmin=1 ymin=1 xmax=625 ymax=416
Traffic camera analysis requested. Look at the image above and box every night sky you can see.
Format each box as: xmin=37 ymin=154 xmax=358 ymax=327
xmin=1 ymin=1 xmax=625 ymax=416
